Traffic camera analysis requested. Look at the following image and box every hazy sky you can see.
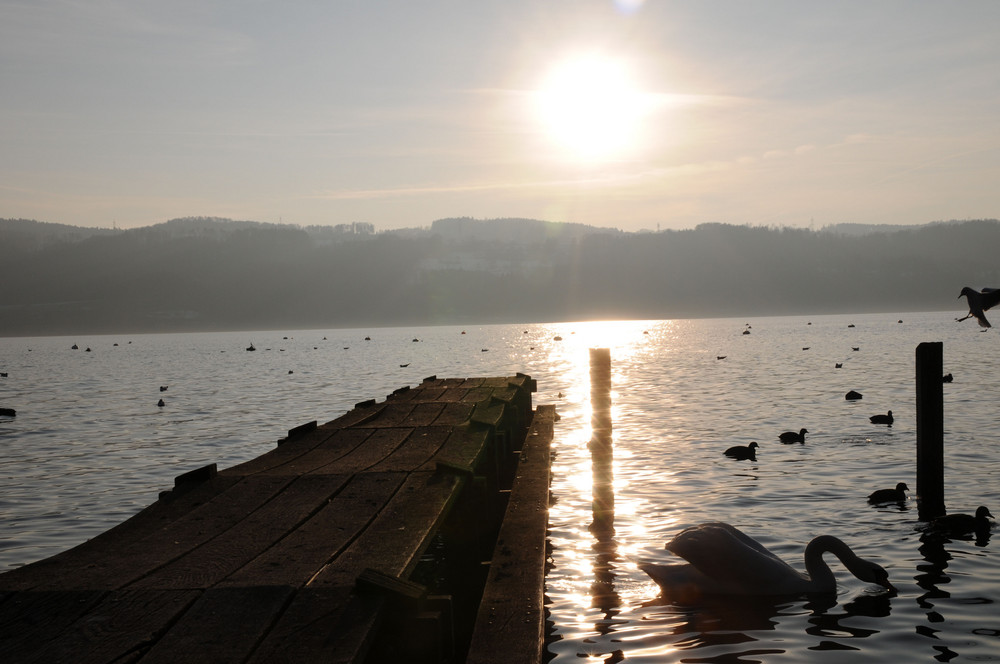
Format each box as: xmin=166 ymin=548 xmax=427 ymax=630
xmin=3 ymin=1 xmax=1000 ymax=232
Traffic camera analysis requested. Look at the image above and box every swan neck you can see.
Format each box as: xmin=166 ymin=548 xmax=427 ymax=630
xmin=804 ymin=535 xmax=857 ymax=592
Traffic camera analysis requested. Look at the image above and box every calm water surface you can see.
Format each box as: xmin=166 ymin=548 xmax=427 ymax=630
xmin=1 ymin=312 xmax=997 ymax=662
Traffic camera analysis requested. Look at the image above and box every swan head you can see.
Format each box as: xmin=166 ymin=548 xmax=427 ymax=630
xmin=854 ymin=559 xmax=896 ymax=593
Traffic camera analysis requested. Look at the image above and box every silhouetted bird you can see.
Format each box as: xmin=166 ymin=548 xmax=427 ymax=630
xmin=779 ymin=428 xmax=808 ymax=444
xmin=159 ymin=386 xmax=168 ymax=392
xmin=835 ymin=363 xmax=843 ymax=368
xmin=957 ymin=286 xmax=1000 ymax=327
xmin=928 ymin=506 xmax=995 ymax=538
xmin=845 ymin=390 xmax=863 ymax=400
xmin=157 ymin=399 xmax=165 ymax=407
xmin=724 ymin=441 xmax=758 ymax=460
xmin=868 ymin=482 xmax=908 ymax=504
xmin=870 ymin=410 xmax=893 ymax=425
xmin=942 ymin=373 xmax=953 ymax=383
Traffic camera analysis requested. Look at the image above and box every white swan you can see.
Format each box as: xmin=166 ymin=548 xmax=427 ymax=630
xmin=640 ymin=522 xmax=895 ymax=596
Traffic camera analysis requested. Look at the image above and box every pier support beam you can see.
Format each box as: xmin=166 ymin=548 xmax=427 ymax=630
xmin=915 ymin=342 xmax=945 ymax=521
xmin=589 ymin=348 xmax=614 ymax=536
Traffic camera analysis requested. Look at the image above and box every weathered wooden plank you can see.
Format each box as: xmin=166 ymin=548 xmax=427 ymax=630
xmin=420 ymin=427 xmax=491 ymax=474
xmin=0 ymin=590 xmax=106 ymax=662
xmin=246 ymin=587 xmax=383 ymax=664
xmin=218 ymin=472 xmax=407 ymax=588
xmin=138 ymin=586 xmax=294 ymax=664
xmin=251 ymin=428 xmax=375 ymax=477
xmin=306 ymin=427 xmax=412 ymax=475
xmin=31 ymin=475 xmax=295 ymax=591
xmin=368 ymin=426 xmax=453 ymax=473
xmin=0 ymin=475 xmax=242 ymax=592
xmin=129 ymin=475 xmax=353 ymax=590
xmin=19 ymin=589 xmax=200 ymax=664
xmin=399 ymin=402 xmax=447 ymax=427
xmin=402 ymin=386 xmax=448 ymax=402
xmin=457 ymin=378 xmax=488 ymax=388
xmin=470 ymin=400 xmax=506 ymax=429
xmin=467 ymin=405 xmax=554 ymax=664
xmin=355 ymin=403 xmax=417 ymax=427
xmin=461 ymin=386 xmax=494 ymax=403
xmin=222 ymin=424 xmax=362 ymax=477
xmin=310 ymin=471 xmax=464 ymax=588
xmin=433 ymin=401 xmax=475 ymax=426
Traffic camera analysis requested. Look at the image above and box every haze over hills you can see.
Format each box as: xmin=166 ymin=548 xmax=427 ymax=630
xmin=2 ymin=216 xmax=998 ymax=336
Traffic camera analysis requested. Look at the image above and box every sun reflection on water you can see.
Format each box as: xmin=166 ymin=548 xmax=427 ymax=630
xmin=542 ymin=319 xmax=684 ymax=658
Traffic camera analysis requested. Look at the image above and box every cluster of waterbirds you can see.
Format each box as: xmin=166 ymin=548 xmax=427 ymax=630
xmin=694 ymin=307 xmax=998 ymax=599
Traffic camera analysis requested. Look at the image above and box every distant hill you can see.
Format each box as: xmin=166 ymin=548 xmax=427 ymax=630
xmin=429 ymin=217 xmax=623 ymax=243
xmin=3 ymin=216 xmax=999 ymax=336
xmin=820 ymin=219 xmax=996 ymax=236
xmin=0 ymin=218 xmax=119 ymax=252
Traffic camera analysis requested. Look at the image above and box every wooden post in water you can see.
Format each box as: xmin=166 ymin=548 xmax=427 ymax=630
xmin=589 ymin=348 xmax=614 ymax=536
xmin=915 ymin=341 xmax=946 ymax=521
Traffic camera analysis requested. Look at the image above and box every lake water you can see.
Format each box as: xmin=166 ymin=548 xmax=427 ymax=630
xmin=1 ymin=312 xmax=998 ymax=662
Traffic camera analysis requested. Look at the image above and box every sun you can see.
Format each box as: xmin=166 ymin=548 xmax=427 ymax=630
xmin=534 ymin=54 xmax=648 ymax=162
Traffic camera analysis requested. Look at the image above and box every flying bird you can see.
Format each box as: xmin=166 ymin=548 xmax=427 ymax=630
xmin=957 ymin=287 xmax=1000 ymax=327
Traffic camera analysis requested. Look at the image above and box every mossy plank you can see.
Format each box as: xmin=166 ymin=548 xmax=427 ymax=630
xmin=219 ymin=472 xmax=407 ymax=588
xmin=310 ymin=471 xmax=464 ymax=587
xmin=138 ymin=586 xmax=294 ymax=664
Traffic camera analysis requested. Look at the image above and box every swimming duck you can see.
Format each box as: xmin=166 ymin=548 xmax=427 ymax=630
xmin=867 ymin=482 xmax=908 ymax=504
xmin=869 ymin=410 xmax=893 ymax=425
xmin=723 ymin=441 xmax=758 ymax=461
xmin=927 ymin=506 xmax=995 ymax=537
xmin=639 ymin=522 xmax=895 ymax=596
xmin=778 ymin=428 xmax=808 ymax=444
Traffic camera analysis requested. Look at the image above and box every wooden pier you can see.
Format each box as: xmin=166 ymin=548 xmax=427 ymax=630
xmin=0 ymin=374 xmax=554 ymax=664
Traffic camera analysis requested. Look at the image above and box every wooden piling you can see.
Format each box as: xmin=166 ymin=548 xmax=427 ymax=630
xmin=589 ymin=348 xmax=614 ymax=537
xmin=915 ymin=342 xmax=946 ymax=520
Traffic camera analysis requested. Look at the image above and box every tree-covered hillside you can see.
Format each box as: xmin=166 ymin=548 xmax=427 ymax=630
xmin=2 ymin=217 xmax=997 ymax=335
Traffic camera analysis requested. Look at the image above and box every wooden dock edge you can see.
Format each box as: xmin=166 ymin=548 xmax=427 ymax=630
xmin=466 ymin=403 xmax=555 ymax=664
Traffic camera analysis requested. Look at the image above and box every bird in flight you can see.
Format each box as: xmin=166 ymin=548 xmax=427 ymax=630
xmin=957 ymin=287 xmax=1000 ymax=327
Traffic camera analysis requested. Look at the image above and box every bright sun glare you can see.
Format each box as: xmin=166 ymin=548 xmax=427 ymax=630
xmin=535 ymin=54 xmax=649 ymax=162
